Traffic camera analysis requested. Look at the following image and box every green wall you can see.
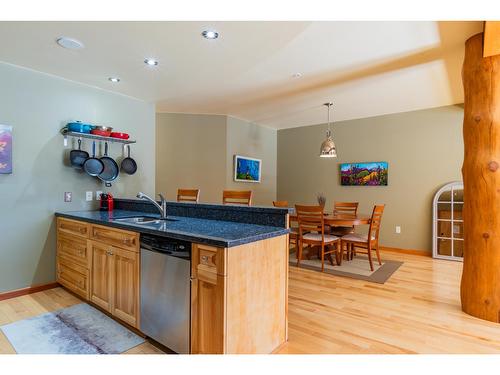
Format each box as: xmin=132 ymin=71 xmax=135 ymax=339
xmin=0 ymin=62 xmax=155 ymax=293
xmin=277 ymin=105 xmax=464 ymax=252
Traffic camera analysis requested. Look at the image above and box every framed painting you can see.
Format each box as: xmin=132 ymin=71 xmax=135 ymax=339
xmin=0 ymin=125 xmax=12 ymax=174
xmin=234 ymin=155 xmax=261 ymax=183
xmin=340 ymin=162 xmax=388 ymax=186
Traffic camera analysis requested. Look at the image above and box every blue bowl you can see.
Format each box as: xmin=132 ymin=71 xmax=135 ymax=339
xmin=67 ymin=121 xmax=95 ymax=134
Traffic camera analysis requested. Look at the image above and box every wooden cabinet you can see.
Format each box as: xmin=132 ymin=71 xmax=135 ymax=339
xmin=191 ymin=244 xmax=227 ymax=354
xmin=89 ymin=240 xmax=113 ymax=312
xmin=56 ymin=217 xmax=140 ymax=328
xmin=190 ymin=236 xmax=288 ymax=354
xmin=56 ymin=218 xmax=91 ymax=299
xmin=89 ymin=241 xmax=140 ymax=327
xmin=112 ymin=247 xmax=140 ymax=327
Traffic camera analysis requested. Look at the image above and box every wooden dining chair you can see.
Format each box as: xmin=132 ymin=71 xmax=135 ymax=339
xmin=295 ymin=205 xmax=340 ymax=272
xmin=330 ymin=202 xmax=359 ymax=256
xmin=222 ymin=190 xmax=252 ymax=206
xmin=273 ymin=200 xmax=299 ymax=250
xmin=272 ymin=200 xmax=289 ymax=207
xmin=177 ymin=189 xmax=200 ymax=203
xmin=340 ymin=205 xmax=385 ymax=271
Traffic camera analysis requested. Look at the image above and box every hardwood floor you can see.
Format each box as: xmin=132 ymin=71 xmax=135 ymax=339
xmin=2 ymin=250 xmax=500 ymax=354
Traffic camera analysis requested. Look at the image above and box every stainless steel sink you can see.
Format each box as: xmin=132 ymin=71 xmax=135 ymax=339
xmin=112 ymin=216 xmax=177 ymax=225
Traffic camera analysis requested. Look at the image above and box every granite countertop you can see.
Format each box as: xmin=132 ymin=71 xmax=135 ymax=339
xmin=55 ymin=209 xmax=289 ymax=248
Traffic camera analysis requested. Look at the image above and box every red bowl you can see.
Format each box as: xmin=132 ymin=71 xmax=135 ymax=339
xmin=91 ymin=129 xmax=112 ymax=137
xmin=110 ymin=132 xmax=130 ymax=140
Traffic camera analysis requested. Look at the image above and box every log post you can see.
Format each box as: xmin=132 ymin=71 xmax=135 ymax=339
xmin=461 ymin=33 xmax=500 ymax=322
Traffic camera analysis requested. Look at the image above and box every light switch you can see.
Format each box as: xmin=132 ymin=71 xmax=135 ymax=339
xmin=395 ymin=225 xmax=401 ymax=234
xmin=86 ymin=191 xmax=93 ymax=201
xmin=64 ymin=192 xmax=72 ymax=202
xmin=96 ymin=190 xmax=103 ymax=200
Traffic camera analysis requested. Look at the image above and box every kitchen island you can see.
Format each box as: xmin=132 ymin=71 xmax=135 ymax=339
xmin=55 ymin=199 xmax=289 ymax=354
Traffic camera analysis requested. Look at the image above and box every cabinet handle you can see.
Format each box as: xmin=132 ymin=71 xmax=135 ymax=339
xmin=201 ymin=255 xmax=209 ymax=263
xmin=106 ymin=250 xmax=114 ymax=256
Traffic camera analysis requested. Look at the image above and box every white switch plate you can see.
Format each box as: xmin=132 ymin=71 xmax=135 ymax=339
xmin=86 ymin=191 xmax=93 ymax=201
xmin=395 ymin=225 xmax=401 ymax=234
xmin=96 ymin=190 xmax=103 ymax=200
xmin=64 ymin=192 xmax=72 ymax=202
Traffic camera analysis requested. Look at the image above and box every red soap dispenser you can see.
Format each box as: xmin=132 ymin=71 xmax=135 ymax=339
xmin=100 ymin=193 xmax=114 ymax=211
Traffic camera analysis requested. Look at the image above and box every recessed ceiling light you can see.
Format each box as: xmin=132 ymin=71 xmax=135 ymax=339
xmin=292 ymin=73 xmax=302 ymax=78
xmin=108 ymin=77 xmax=120 ymax=83
xmin=202 ymin=30 xmax=219 ymax=40
xmin=144 ymin=58 xmax=159 ymax=66
xmin=56 ymin=37 xmax=84 ymax=50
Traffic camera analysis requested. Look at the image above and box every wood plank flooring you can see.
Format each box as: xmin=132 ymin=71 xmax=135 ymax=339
xmin=2 ymin=250 xmax=500 ymax=354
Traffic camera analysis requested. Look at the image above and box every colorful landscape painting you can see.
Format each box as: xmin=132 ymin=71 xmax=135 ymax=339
xmin=0 ymin=125 xmax=12 ymax=174
xmin=234 ymin=155 xmax=261 ymax=183
xmin=340 ymin=162 xmax=388 ymax=186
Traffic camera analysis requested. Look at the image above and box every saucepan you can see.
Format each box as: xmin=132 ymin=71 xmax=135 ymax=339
xmin=70 ymin=139 xmax=89 ymax=169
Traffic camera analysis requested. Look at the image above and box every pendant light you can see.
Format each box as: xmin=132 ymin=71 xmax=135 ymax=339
xmin=319 ymin=102 xmax=337 ymax=158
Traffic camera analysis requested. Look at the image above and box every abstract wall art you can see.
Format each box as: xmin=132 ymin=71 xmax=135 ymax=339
xmin=340 ymin=162 xmax=388 ymax=186
xmin=0 ymin=125 xmax=12 ymax=174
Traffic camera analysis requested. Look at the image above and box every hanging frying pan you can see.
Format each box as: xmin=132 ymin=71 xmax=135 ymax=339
xmin=98 ymin=142 xmax=119 ymax=187
xmin=121 ymin=145 xmax=137 ymax=175
xmin=83 ymin=141 xmax=104 ymax=176
xmin=70 ymin=139 xmax=89 ymax=169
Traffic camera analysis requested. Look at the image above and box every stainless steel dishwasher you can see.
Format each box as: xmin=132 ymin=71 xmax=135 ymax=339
xmin=140 ymin=234 xmax=191 ymax=354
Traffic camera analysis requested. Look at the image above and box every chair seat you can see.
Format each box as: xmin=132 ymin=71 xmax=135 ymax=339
xmin=302 ymin=233 xmax=339 ymax=243
xmin=341 ymin=233 xmax=375 ymax=242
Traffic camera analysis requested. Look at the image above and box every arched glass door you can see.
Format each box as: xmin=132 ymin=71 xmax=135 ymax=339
xmin=433 ymin=181 xmax=464 ymax=261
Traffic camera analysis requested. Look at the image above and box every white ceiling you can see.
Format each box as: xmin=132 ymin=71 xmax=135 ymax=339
xmin=0 ymin=21 xmax=483 ymax=129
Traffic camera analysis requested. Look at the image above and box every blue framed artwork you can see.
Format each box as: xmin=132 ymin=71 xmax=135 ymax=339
xmin=340 ymin=162 xmax=388 ymax=186
xmin=234 ymin=155 xmax=261 ymax=183
xmin=0 ymin=125 xmax=12 ymax=174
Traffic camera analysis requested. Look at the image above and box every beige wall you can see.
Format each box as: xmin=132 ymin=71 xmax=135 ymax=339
xmin=277 ymin=105 xmax=464 ymax=252
xmin=156 ymin=113 xmax=277 ymax=205
xmin=225 ymin=116 xmax=277 ymax=206
xmin=0 ymin=62 xmax=155 ymax=293
xmin=156 ymin=113 xmax=227 ymax=203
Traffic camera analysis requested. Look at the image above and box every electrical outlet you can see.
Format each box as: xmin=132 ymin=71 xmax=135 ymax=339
xmin=395 ymin=225 xmax=401 ymax=234
xmin=96 ymin=190 xmax=103 ymax=200
xmin=64 ymin=192 xmax=72 ymax=202
xmin=86 ymin=191 xmax=93 ymax=201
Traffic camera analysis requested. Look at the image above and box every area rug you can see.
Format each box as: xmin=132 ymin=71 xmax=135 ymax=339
xmin=0 ymin=303 xmax=144 ymax=354
xmin=290 ymin=252 xmax=403 ymax=284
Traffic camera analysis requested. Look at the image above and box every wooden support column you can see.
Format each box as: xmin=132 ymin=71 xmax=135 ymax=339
xmin=461 ymin=33 xmax=500 ymax=322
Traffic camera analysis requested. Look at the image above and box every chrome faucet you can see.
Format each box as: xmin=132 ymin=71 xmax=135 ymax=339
xmin=136 ymin=192 xmax=167 ymax=219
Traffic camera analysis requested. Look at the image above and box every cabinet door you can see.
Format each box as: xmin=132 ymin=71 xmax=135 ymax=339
xmin=112 ymin=247 xmax=139 ymax=328
xmin=191 ymin=244 xmax=227 ymax=354
xmin=90 ymin=240 xmax=114 ymax=312
xmin=191 ymin=270 xmax=226 ymax=354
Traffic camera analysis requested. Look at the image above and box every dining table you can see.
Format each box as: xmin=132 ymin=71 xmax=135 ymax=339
xmin=288 ymin=210 xmax=372 ymax=262
xmin=288 ymin=210 xmax=371 ymax=226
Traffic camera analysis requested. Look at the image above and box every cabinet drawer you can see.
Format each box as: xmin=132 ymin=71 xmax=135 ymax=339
xmin=57 ymin=258 xmax=89 ymax=299
xmin=57 ymin=232 xmax=89 ymax=267
xmin=57 ymin=218 xmax=90 ymax=238
xmin=192 ymin=244 xmax=227 ymax=278
xmin=90 ymin=224 xmax=138 ymax=252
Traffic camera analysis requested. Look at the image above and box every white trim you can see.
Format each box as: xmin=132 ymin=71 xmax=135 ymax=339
xmin=233 ymin=155 xmax=262 ymax=183
xmin=432 ymin=181 xmax=464 ymax=261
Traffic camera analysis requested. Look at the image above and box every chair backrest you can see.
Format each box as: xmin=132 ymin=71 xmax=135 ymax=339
xmin=295 ymin=205 xmax=325 ymax=236
xmin=368 ymin=205 xmax=385 ymax=241
xmin=273 ymin=200 xmax=289 ymax=207
xmin=177 ymin=189 xmax=200 ymax=203
xmin=334 ymin=201 xmax=359 ymax=215
xmin=223 ymin=190 xmax=252 ymax=206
